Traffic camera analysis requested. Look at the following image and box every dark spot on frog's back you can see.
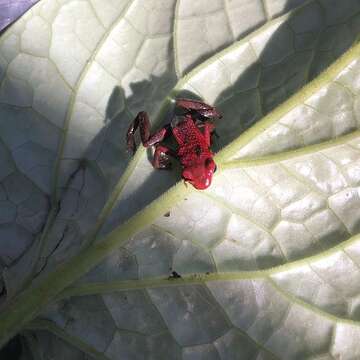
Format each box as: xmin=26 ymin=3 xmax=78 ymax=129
xmin=195 ymin=145 xmax=201 ymax=156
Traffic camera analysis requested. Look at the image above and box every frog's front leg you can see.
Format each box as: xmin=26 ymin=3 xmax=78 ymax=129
xmin=196 ymin=122 xmax=217 ymax=147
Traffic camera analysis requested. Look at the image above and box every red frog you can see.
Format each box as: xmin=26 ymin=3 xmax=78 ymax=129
xmin=127 ymin=98 xmax=221 ymax=190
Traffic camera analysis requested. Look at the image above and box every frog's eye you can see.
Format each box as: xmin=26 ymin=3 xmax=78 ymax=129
xmin=205 ymin=158 xmax=213 ymax=167
xmin=205 ymin=158 xmax=216 ymax=172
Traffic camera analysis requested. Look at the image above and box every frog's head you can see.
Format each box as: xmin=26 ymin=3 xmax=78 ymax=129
xmin=182 ymin=157 xmax=217 ymax=190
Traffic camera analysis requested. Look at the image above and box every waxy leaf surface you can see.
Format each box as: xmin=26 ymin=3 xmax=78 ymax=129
xmin=1 ymin=0 xmax=360 ymax=359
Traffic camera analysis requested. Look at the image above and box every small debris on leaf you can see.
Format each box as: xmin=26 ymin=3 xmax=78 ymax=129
xmin=168 ymin=271 xmax=182 ymax=280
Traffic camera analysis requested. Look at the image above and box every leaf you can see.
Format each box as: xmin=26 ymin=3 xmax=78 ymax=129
xmin=1 ymin=0 xmax=360 ymax=358
xmin=0 ymin=0 xmax=40 ymax=32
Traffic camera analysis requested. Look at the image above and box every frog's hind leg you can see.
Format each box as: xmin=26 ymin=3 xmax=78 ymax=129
xmin=153 ymin=145 xmax=177 ymax=169
xmin=127 ymin=111 xmax=150 ymax=153
xmin=176 ymin=98 xmax=222 ymax=120
xmin=127 ymin=111 xmax=171 ymax=154
xmin=145 ymin=124 xmax=172 ymax=147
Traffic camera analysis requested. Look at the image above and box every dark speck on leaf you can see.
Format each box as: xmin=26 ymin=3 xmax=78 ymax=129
xmin=168 ymin=271 xmax=182 ymax=279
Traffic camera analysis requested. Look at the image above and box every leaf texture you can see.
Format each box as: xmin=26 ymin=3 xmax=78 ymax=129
xmin=1 ymin=0 xmax=360 ymax=359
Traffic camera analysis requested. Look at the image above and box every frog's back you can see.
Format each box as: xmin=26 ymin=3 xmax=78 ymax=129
xmin=172 ymin=115 xmax=211 ymax=167
xmin=172 ymin=116 xmax=204 ymax=147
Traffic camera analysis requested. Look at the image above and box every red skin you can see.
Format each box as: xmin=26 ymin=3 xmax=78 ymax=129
xmin=127 ymin=98 xmax=221 ymax=190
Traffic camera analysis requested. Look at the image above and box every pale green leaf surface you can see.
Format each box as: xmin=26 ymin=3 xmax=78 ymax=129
xmin=1 ymin=0 xmax=360 ymax=359
xmin=173 ymin=0 xmax=312 ymax=76
xmin=227 ymin=58 xmax=360 ymax=160
xmin=0 ymin=0 xmax=357 ymax=280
